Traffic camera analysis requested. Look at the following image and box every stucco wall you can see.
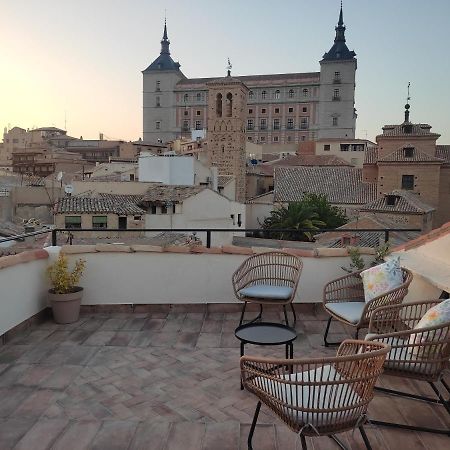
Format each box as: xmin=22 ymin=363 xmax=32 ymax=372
xmin=0 ymin=255 xmax=49 ymax=336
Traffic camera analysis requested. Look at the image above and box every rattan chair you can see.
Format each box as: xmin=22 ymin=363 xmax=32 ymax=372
xmin=241 ymin=339 xmax=389 ymax=449
xmin=322 ymin=267 xmax=413 ymax=346
xmin=365 ymin=300 xmax=450 ymax=435
xmin=232 ymin=251 xmax=303 ymax=326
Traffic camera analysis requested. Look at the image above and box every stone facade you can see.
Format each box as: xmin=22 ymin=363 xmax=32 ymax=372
xmin=206 ymin=75 xmax=248 ymax=203
xmin=142 ymin=6 xmax=357 ymax=144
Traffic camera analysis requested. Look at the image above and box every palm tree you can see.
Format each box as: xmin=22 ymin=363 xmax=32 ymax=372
xmin=261 ymin=202 xmax=326 ymax=241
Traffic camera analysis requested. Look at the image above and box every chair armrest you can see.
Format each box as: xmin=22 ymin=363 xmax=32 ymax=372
xmin=323 ymin=271 xmax=364 ymax=305
xmin=368 ymin=300 xmax=442 ymax=334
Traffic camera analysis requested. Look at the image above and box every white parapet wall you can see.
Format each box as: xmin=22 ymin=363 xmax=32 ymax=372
xmin=0 ymin=250 xmax=49 ymax=336
xmin=50 ymin=246 xmax=373 ymax=305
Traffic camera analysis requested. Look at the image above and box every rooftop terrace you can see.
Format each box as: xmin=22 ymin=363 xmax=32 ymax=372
xmin=0 ymin=224 xmax=449 ymax=449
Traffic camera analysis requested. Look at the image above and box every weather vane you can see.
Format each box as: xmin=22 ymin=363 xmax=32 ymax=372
xmin=226 ymin=57 xmax=232 ymax=76
xmin=407 ymin=81 xmax=411 ymax=103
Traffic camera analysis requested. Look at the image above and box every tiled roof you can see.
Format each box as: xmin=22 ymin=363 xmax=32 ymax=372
xmin=379 ymin=145 xmax=443 ymax=163
xmin=139 ymin=185 xmax=205 ymax=204
xmin=55 ymin=195 xmax=145 ymax=215
xmin=364 ymin=147 xmax=378 ymax=164
xmin=436 ymin=145 xmax=450 ymax=163
xmin=379 ymin=122 xmax=440 ymax=138
xmin=176 ymin=72 xmax=320 ymax=89
xmin=217 ymin=175 xmax=234 ymax=187
xmin=360 ymin=190 xmax=435 ymax=214
xmin=274 ymin=166 xmax=377 ymax=204
xmin=250 ymin=154 xmax=352 ymax=177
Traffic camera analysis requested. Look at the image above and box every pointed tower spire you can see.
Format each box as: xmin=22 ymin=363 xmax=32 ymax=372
xmin=160 ymin=17 xmax=170 ymax=55
xmin=335 ymin=1 xmax=346 ymax=42
xmin=338 ymin=1 xmax=344 ymax=26
xmin=321 ymin=2 xmax=355 ymax=61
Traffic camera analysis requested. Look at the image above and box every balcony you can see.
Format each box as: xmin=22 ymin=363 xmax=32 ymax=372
xmin=0 ymin=225 xmax=449 ymax=449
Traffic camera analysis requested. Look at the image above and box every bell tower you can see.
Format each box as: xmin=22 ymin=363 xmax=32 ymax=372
xmin=206 ymin=66 xmax=248 ymax=202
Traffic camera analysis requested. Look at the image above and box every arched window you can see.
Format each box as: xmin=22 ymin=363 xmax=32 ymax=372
xmin=183 ymin=93 xmax=189 ymax=103
xmin=196 ymin=92 xmax=202 ymax=102
xmin=249 ymin=90 xmax=254 ymax=99
xmin=216 ymin=93 xmax=223 ymax=117
xmin=274 ymin=90 xmax=280 ymax=99
xmin=288 ymin=89 xmax=295 ymax=98
xmin=226 ymin=92 xmax=233 ymax=117
xmin=261 ymin=90 xmax=267 ymax=99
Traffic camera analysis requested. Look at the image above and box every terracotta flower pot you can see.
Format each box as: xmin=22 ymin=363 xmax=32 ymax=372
xmin=48 ymin=287 xmax=83 ymax=324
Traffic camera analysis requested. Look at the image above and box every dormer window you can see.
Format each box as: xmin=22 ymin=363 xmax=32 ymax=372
xmin=386 ymin=194 xmax=398 ymax=206
xmin=404 ymin=147 xmax=414 ymax=158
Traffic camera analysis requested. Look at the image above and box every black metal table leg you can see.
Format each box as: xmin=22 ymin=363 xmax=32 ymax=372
xmin=240 ymin=341 xmax=245 ymax=390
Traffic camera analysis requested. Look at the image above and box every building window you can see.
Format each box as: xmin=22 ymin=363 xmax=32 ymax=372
xmin=288 ymin=89 xmax=295 ymax=98
xmin=151 ymin=205 xmax=157 ymax=214
xmin=274 ymin=90 xmax=280 ymax=99
xmin=195 ymin=120 xmax=202 ymax=130
xmin=287 ymin=135 xmax=292 ymax=142
xmin=287 ymin=118 xmax=294 ymax=129
xmin=261 ymin=108 xmax=266 ymax=114
xmin=247 ymin=119 xmax=254 ymax=130
xmin=156 ymin=80 xmax=161 ymax=91
xmin=184 ymin=110 xmax=189 ymax=116
xmin=196 ymin=110 xmax=201 ymax=116
xmin=340 ymin=144 xmax=350 ymax=151
xmin=273 ymin=119 xmax=280 ymax=130
xmin=332 ymin=117 xmax=338 ymax=126
xmin=249 ymin=91 xmax=254 ymax=99
xmin=182 ymin=120 xmax=189 ymax=131
xmin=248 ymin=108 xmax=253 ymax=114
xmin=333 ymin=71 xmax=341 ymax=83
xmin=92 ymin=216 xmax=107 ymax=229
xmin=260 ymin=118 xmax=267 ymax=130
xmin=156 ymin=121 xmax=161 ymax=130
xmin=274 ymin=108 xmax=280 ymax=114
xmin=65 ymin=216 xmax=81 ymax=229
xmin=404 ymin=147 xmax=414 ymax=157
xmin=324 ymin=144 xmax=330 ymax=151
xmin=288 ymin=107 xmax=294 ymax=113
xmin=333 ymin=89 xmax=340 ymax=100
xmin=302 ymin=107 xmax=307 ymax=113
xmin=303 ymin=88 xmax=308 ymax=97
xmin=402 ymin=175 xmax=415 ymax=190
xmin=196 ymin=92 xmax=202 ymax=102
xmin=183 ymin=93 xmax=189 ymax=103
xmin=301 ymin=135 xmax=306 ymax=141
xmin=156 ymin=96 xmax=160 ymax=107
xmin=260 ymin=136 xmax=266 ymax=142
xmin=273 ymin=136 xmax=279 ymax=142
xmin=161 ymin=205 xmax=167 ymax=214
xmin=261 ymin=90 xmax=267 ymax=99
xmin=300 ymin=117 xmax=308 ymax=129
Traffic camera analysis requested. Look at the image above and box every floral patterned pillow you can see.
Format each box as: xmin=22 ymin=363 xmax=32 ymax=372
xmin=360 ymin=257 xmax=403 ymax=303
xmin=409 ymin=300 xmax=450 ymax=353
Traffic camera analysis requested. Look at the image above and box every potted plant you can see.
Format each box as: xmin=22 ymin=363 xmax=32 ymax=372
xmin=47 ymin=252 xmax=86 ymax=324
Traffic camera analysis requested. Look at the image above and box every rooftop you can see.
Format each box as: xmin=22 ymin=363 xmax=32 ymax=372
xmin=0 ymin=307 xmax=448 ymax=450
xmin=274 ymin=166 xmax=377 ymax=204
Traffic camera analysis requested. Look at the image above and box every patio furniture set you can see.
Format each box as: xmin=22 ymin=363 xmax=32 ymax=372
xmin=232 ymin=251 xmax=450 ymax=449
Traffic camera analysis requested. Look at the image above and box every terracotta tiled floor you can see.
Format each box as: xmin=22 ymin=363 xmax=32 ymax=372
xmin=0 ymin=309 xmax=448 ymax=449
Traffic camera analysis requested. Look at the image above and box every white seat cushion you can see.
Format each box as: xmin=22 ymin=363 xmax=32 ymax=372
xmin=365 ymin=334 xmax=438 ymax=375
xmin=255 ymin=365 xmax=361 ymax=427
xmin=239 ymin=284 xmax=293 ymax=300
xmin=326 ymin=302 xmax=366 ymax=324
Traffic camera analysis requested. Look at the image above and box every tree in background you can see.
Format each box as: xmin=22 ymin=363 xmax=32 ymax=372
xmin=261 ymin=194 xmax=348 ymax=241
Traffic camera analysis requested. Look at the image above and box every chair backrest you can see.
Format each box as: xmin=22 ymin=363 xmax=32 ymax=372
xmin=232 ymin=251 xmax=303 ymax=296
xmin=241 ymin=340 xmax=389 ymax=435
xmin=368 ymin=300 xmax=450 ymax=380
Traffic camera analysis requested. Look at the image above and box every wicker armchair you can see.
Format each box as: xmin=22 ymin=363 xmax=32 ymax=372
xmin=365 ymin=300 xmax=450 ymax=435
xmin=232 ymin=251 xmax=303 ymax=326
xmin=322 ymin=267 xmax=413 ymax=346
xmin=241 ymin=339 xmax=389 ymax=449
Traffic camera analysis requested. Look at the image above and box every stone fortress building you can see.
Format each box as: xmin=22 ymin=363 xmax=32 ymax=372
xmin=142 ymin=5 xmax=357 ymax=144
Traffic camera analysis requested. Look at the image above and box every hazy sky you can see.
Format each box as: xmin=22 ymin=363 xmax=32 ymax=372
xmin=1 ymin=0 xmax=449 ymax=142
